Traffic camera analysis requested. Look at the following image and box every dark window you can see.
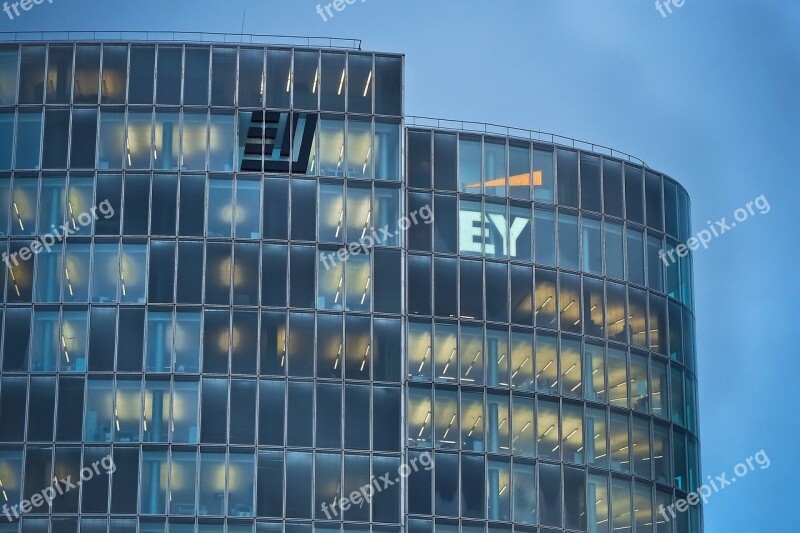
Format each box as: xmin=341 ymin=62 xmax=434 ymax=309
xmin=374 ymin=317 xmax=401 ymax=383
xmin=88 ymin=307 xmax=116 ymax=371
xmin=259 ymin=310 xmax=285 ymax=376
xmin=408 ymin=192 xmax=432 ymax=252
xmin=19 ymin=46 xmax=45 ymax=104
xmin=408 ymin=130 xmax=431 ymax=189
xmin=289 ymin=245 xmax=315 ymax=308
xmin=101 ymin=45 xmax=127 ymax=104
xmin=433 ymin=194 xmax=457 ymax=253
xmin=70 ymin=108 xmax=97 ymax=168
xmin=3 ymin=308 xmax=30 ymax=370
xmin=211 ymin=47 xmax=236 ymax=106
xmin=345 ymin=383 xmax=370 ymax=449
xmin=82 ymin=447 xmax=110 ymax=513
xmin=603 ymin=159 xmax=624 ymax=218
xmin=231 ymin=310 xmax=258 ymax=374
xmin=460 ymin=259 xmax=483 ymax=320
xmin=56 ymin=376 xmax=84 ymax=441
xmin=581 ymin=154 xmax=602 ymax=212
xmin=262 ymin=243 xmax=287 ymax=307
xmin=95 ymin=174 xmax=122 ymax=234
xmin=257 ymin=450 xmax=284 ymax=517
xmin=129 ymin=45 xmax=155 ymax=104
xmin=116 ymin=307 xmax=144 ymax=371
xmin=74 ymin=45 xmax=101 ymax=104
xmin=291 ymin=179 xmax=316 ymax=241
xmin=238 ymin=48 xmax=264 ymax=108
xmin=258 ymin=379 xmax=285 ymax=446
xmin=645 ymin=171 xmax=664 ymax=230
xmin=156 ymin=46 xmax=182 ymax=105
xmin=293 ymin=50 xmax=318 ymax=111
xmin=434 ymin=133 xmax=458 ymax=191
xmin=287 ymin=381 xmax=313 ymax=447
xmin=538 ymin=462 xmax=562 ymax=527
xmin=320 ymin=52 xmax=346 ymax=112
xmin=178 ymin=174 xmax=205 ymax=236
xmin=373 ymin=386 xmax=401 ymax=451
xmin=315 ymin=382 xmax=341 ymax=448
xmin=47 ymin=46 xmax=73 ymax=103
xmin=263 ymin=177 xmax=289 ymax=239
xmin=204 ymin=242 xmax=231 ymax=305
xmin=408 ymin=254 xmax=431 ymax=315
xmin=184 ymin=47 xmax=210 ymax=105
xmin=202 ymin=308 xmax=229 ymax=374
xmin=486 ymin=261 xmax=509 ymax=323
xmin=374 ymin=248 xmax=401 ymax=314
xmin=557 ymin=149 xmax=579 ymax=208
xmin=42 ymin=108 xmax=70 ymax=168
xmin=123 ymin=174 xmax=150 ymax=235
xmin=265 ymin=49 xmax=291 ymax=109
xmin=434 ymin=256 xmax=457 ymax=318
xmin=375 ymin=55 xmax=402 ymax=116
xmin=625 ymin=164 xmax=644 ymax=224
xmin=0 ymin=376 xmax=26 ymax=441
xmin=230 ymin=379 xmax=257 ymax=444
xmin=200 ymin=377 xmax=228 ymax=443
xmin=151 ymin=174 xmax=178 ymax=236
xmin=110 ymin=448 xmax=139 ymax=513
xmin=435 ymin=452 xmax=458 ymax=517
xmin=148 ymin=240 xmax=175 ymax=303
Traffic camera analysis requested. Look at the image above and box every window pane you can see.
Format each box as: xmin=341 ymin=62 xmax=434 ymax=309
xmin=129 ymin=46 xmax=155 ymax=104
xmin=320 ymin=52 xmax=345 ymax=111
xmin=184 ymin=47 xmax=210 ymax=105
xmin=534 ymin=207 xmax=555 ymax=266
xmin=538 ymin=462 xmax=561 ymax=528
xmin=375 ymin=119 xmax=400 ymax=180
xmin=198 ymin=451 xmax=226 ymax=515
xmin=101 ymin=44 xmax=127 ymax=104
xmin=459 ymin=136 xmax=481 ymax=193
xmin=47 ymin=45 xmax=73 ymax=103
xmin=15 ymin=110 xmax=42 ymax=169
xmin=19 ymin=46 xmax=45 ymax=103
xmin=239 ymin=48 xmax=264 ymax=108
xmin=586 ymin=407 xmax=608 ymax=469
xmin=484 ymin=139 xmax=507 ymax=197
xmin=537 ymin=398 xmax=560 ymax=461
xmin=209 ymin=111 xmax=235 ymax=171
xmin=0 ymin=47 xmax=19 ymax=105
xmin=183 ymin=110 xmax=208 ymax=170
xmin=98 ymin=110 xmax=124 ymax=169
xmin=211 ymin=47 xmax=236 ymax=106
xmin=42 ymin=108 xmax=70 ymax=169
xmin=71 ymin=108 xmax=97 ymax=168
xmin=266 ymin=49 xmax=291 ymax=109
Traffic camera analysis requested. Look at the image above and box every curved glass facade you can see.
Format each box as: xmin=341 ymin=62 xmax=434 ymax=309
xmin=0 ymin=37 xmax=699 ymax=533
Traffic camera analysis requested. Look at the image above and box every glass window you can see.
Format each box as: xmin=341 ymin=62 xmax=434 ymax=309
xmin=630 ymin=352 xmax=650 ymax=413
xmin=46 ymin=45 xmax=73 ymax=103
xmin=123 ymin=173 xmax=149 ymax=235
xmin=266 ymin=49 xmax=291 ymax=109
xmin=320 ymin=52 xmax=345 ymax=111
xmin=345 ymin=383 xmax=370 ymax=449
xmin=317 ymin=247 xmax=343 ymax=310
xmin=91 ymin=242 xmax=119 ymax=302
xmin=629 ymin=287 xmax=648 ymax=349
xmin=211 ymin=47 xmax=236 ymax=106
xmin=407 ymin=251 xmax=431 ymax=314
xmin=627 ymin=227 xmax=645 ymax=286
xmin=129 ymin=45 xmax=155 ymax=104
xmin=154 ymin=110 xmax=180 ymax=170
xmin=292 ymin=178 xmax=317 ymax=240
xmin=632 ymin=416 xmax=652 ymax=478
xmin=434 ymin=256 xmax=457 ymax=318
xmin=560 ymin=272 xmax=582 ymax=335
xmin=258 ymin=379 xmax=284 ymax=446
xmin=42 ymin=108 xmax=70 ymax=169
xmin=347 ymin=117 xmax=372 ymax=178
xmin=98 ymin=109 xmax=124 ymax=169
xmin=15 ymin=109 xmax=42 ymax=169
xmin=63 ymin=243 xmax=90 ymax=302
xmin=535 ymin=268 xmax=558 ymax=329
xmin=0 ymin=46 xmax=19 ymax=105
xmin=233 ymin=242 xmax=260 ymax=305
xmin=608 ymin=347 xmax=628 ymax=409
xmin=671 ymin=365 xmax=686 ymax=427
xmin=533 ymin=147 xmax=555 ymax=203
xmin=604 ymin=222 xmax=624 ymax=280
xmin=581 ymin=154 xmax=602 ymax=212
xmin=198 ymin=450 xmax=227 ymax=515
xmin=460 ymin=260 xmax=483 ymax=320
xmin=561 ymin=338 xmax=582 ymax=398
xmin=373 ymin=385 xmax=401 ymax=451
xmin=634 ymin=483 xmax=654 ymax=533
xmin=603 ymin=159 xmax=623 ymax=217
xmin=513 ymin=461 xmax=536 ymax=524
xmin=231 ymin=310 xmax=258 ymax=374
xmin=606 ymin=281 xmax=628 ymax=344
xmin=611 ymin=478 xmax=632 ymax=533
xmin=19 ymin=46 xmax=45 ymax=104
xmin=290 ymin=244 xmax=316 ymax=308
xmin=562 ymin=402 xmax=584 ymax=464
xmin=583 ymin=276 xmax=605 ymax=338
xmin=537 ymin=398 xmax=560 ymax=460
xmin=651 ymin=358 xmax=668 ymax=419
xmin=461 ymin=453 xmax=486 ymax=518
xmin=408 ymin=130 xmax=431 ymax=189
xmin=538 ymin=462 xmax=562 ymax=528
xmin=146 ymin=309 xmax=173 ymax=372
xmin=179 ymin=174 xmax=205 ymax=236
xmin=117 ymin=307 xmax=144 ymax=371
xmin=293 ymin=50 xmax=318 ymax=110
xmin=564 ymin=466 xmax=586 ymax=530
xmin=174 ymin=310 xmax=201 ymax=373
xmin=587 ymin=473 xmax=609 ymax=533
xmin=664 ymin=179 xmax=680 ymax=238
xmin=88 ymin=307 xmax=116 ymax=371
xmin=95 ymin=173 xmax=121 ymax=235
xmin=434 ymin=388 xmax=458 ymax=450
xmin=484 ymin=139 xmax=507 ymax=197
xmin=486 ymin=391 xmax=509 ymax=453
xmin=375 ymin=119 xmax=400 ymax=180
xmin=461 ymin=390 xmax=484 ymax=451
xmin=170 ymin=451 xmax=197 ymax=515
xmin=610 ymin=412 xmax=630 ymax=473
xmin=262 ymin=244 xmax=287 ymax=307
xmin=126 ymin=109 xmax=152 ymax=169
xmin=71 ymin=108 xmax=97 ymax=168
xmin=115 ymin=378 xmax=142 ymax=441
xmin=408 ymin=320 xmax=432 ymax=381
xmin=625 ymin=164 xmax=644 ymax=224
xmin=558 ymin=211 xmax=579 ymax=270
xmin=650 ymin=294 xmax=667 ymax=354
xmin=536 ymin=333 xmax=559 ymax=395
xmin=85 ymin=377 xmax=114 ymax=442
xmin=586 ymin=407 xmax=608 ymax=468
xmin=288 ymin=312 xmax=314 ymax=377
xmin=653 ymin=423 xmax=671 ymax=485
xmin=0 ymin=377 xmax=26 ymax=439
xmin=374 ymin=315 xmax=401 ymax=381
xmin=510 ymin=330 xmax=533 ymax=391
xmin=207 ymin=175 xmax=233 ymax=237
xmin=184 ymin=46 xmax=210 ymax=105
xmin=316 ymin=382 xmax=342 ymax=448
xmin=183 ymin=109 xmax=208 ymax=170
xmin=348 ymin=53 xmax=372 ymax=114
xmin=238 ymin=47 xmax=264 ymax=108
xmin=318 ymin=115 xmax=345 ymax=177
xmin=0 ymin=112 xmax=14 ymax=168
xmin=148 ymin=240 xmax=175 ymax=303
xmin=230 ymin=379 xmax=257 ymax=444
xmin=209 ymin=110 xmax=235 ymax=171
xmin=557 ymin=149 xmax=579 ymax=208
xmin=582 ymin=217 xmax=603 ymax=275
xmin=375 ymin=55 xmax=401 ymax=115
xmin=534 ymin=207 xmax=556 ymax=266
xmin=344 ymin=315 xmax=370 ymax=381
xmin=508 ymin=142 xmax=531 ymax=200
xmin=459 ymin=135 xmax=481 ymax=193
xmin=645 ymin=171 xmax=664 ymax=230
xmin=509 ymin=264 xmax=532 ymax=326
xmin=34 ymin=241 xmax=63 ymax=303
xmin=101 ymin=44 xmax=127 ymax=104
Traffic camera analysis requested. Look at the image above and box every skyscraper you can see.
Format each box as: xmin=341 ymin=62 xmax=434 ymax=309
xmin=0 ymin=33 xmax=700 ymax=533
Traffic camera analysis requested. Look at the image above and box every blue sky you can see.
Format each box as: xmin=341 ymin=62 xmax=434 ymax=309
xmin=5 ymin=0 xmax=799 ymax=530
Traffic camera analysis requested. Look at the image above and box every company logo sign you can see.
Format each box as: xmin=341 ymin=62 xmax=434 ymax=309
xmin=459 ymin=208 xmax=531 ymax=257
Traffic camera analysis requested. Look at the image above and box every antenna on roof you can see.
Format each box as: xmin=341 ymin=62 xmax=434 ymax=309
xmin=241 ymin=9 xmax=246 ymax=35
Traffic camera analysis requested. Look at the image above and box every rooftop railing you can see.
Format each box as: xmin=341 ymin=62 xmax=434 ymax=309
xmin=0 ymin=30 xmax=362 ymax=50
xmin=405 ymin=115 xmax=648 ymax=167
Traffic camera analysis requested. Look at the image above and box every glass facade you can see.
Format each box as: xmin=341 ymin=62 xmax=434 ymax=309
xmin=0 ymin=38 xmax=699 ymax=533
